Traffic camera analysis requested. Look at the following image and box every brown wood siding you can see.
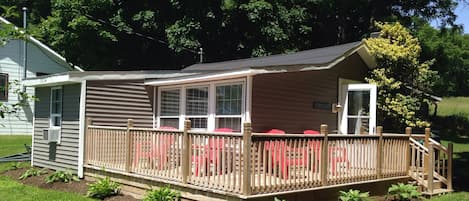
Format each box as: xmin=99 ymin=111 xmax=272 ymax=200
xmin=251 ymin=53 xmax=368 ymax=133
xmin=33 ymin=84 xmax=81 ymax=172
xmin=85 ymin=80 xmax=155 ymax=128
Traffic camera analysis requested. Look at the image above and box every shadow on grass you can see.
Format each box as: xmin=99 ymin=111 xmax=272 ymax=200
xmin=431 ymin=115 xmax=469 ymax=192
xmin=431 ymin=115 xmax=469 ymax=143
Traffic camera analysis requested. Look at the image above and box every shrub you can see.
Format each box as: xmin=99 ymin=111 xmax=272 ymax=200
xmin=385 ymin=183 xmax=422 ymax=201
xmin=87 ymin=176 xmax=120 ymax=199
xmin=339 ymin=189 xmax=370 ymax=201
xmin=45 ymin=170 xmax=79 ymax=184
xmin=19 ymin=167 xmax=46 ymax=180
xmin=143 ymin=185 xmax=181 ymax=201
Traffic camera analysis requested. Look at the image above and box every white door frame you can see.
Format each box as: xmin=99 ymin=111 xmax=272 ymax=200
xmin=338 ymin=80 xmax=377 ymax=135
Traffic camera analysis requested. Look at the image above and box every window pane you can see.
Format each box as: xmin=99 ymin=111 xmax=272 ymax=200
xmin=0 ymin=74 xmax=7 ymax=100
xmin=186 ymin=87 xmax=208 ymax=115
xmin=52 ymin=116 xmax=61 ymax=127
xmin=347 ymin=90 xmax=370 ymax=116
xmin=160 ymin=118 xmax=179 ymax=129
xmin=216 ymin=118 xmax=241 ymax=132
xmin=161 ymin=89 xmax=180 ymax=116
xmin=216 ymin=84 xmax=242 ymax=115
xmin=347 ymin=117 xmax=369 ymax=134
xmin=189 ymin=117 xmax=207 ymax=129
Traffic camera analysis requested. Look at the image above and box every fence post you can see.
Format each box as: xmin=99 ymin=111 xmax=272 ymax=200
xmin=376 ymin=126 xmax=383 ymax=179
xmin=182 ymin=120 xmax=191 ymax=184
xmin=447 ymin=143 xmax=453 ymax=191
xmin=320 ymin=124 xmax=328 ymax=186
xmin=424 ymin=128 xmax=431 ymax=173
xmin=84 ymin=118 xmax=92 ymax=164
xmin=427 ymin=142 xmax=434 ymax=194
xmin=242 ymin=122 xmax=252 ymax=196
xmin=405 ymin=127 xmax=412 ymax=174
xmin=125 ymin=119 xmax=134 ymax=173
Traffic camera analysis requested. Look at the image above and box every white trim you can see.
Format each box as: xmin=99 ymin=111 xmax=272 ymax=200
xmin=31 ymin=112 xmax=35 ymax=167
xmin=146 ymin=69 xmax=256 ymax=86
xmin=49 ymin=86 xmax=63 ymax=144
xmin=77 ymin=80 xmax=86 ymax=178
xmin=245 ymin=75 xmax=253 ymax=123
xmin=152 ymin=86 xmax=156 ymax=129
xmin=23 ymin=74 xmax=73 ymax=87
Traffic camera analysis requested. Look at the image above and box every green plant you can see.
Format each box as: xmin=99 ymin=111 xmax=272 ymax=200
xmin=45 ymin=170 xmax=79 ymax=184
xmin=386 ymin=183 xmax=422 ymax=201
xmin=339 ymin=189 xmax=370 ymax=201
xmin=143 ymin=185 xmax=181 ymax=201
xmin=86 ymin=176 xmax=120 ymax=199
xmin=9 ymin=162 xmax=22 ymax=170
xmin=19 ymin=167 xmax=46 ymax=180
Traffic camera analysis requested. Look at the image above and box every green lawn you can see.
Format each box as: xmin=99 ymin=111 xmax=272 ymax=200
xmin=429 ymin=97 xmax=469 ymax=200
xmin=434 ymin=97 xmax=469 ymax=118
xmin=0 ymin=135 xmax=95 ymax=201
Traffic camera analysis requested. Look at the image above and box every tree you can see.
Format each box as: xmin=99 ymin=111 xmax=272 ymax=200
xmin=365 ymin=22 xmax=438 ymax=129
xmin=2 ymin=0 xmax=456 ymax=70
xmin=414 ymin=22 xmax=469 ymax=96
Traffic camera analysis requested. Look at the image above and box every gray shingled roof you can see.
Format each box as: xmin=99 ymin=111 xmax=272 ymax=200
xmin=183 ymin=41 xmax=362 ymax=71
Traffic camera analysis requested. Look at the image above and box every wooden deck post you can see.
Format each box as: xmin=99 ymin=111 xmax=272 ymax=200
xmin=427 ymin=142 xmax=434 ymax=194
xmin=424 ymin=128 xmax=431 ymax=173
xmin=447 ymin=143 xmax=453 ymax=191
xmin=376 ymin=126 xmax=383 ymax=179
xmin=242 ymin=122 xmax=252 ymax=196
xmin=405 ymin=127 xmax=412 ymax=174
xmin=320 ymin=124 xmax=328 ymax=186
xmin=182 ymin=120 xmax=191 ymax=184
xmin=125 ymin=119 xmax=134 ymax=173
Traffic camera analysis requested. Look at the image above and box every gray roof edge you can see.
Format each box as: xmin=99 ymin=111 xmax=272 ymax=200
xmin=183 ymin=41 xmax=363 ymax=71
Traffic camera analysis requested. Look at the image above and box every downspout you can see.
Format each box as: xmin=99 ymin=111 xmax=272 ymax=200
xmin=22 ymin=7 xmax=27 ymax=81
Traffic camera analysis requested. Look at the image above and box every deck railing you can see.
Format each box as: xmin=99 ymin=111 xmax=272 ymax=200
xmin=84 ymin=119 xmax=437 ymax=198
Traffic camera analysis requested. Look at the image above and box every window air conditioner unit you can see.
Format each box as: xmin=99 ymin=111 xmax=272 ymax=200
xmin=43 ymin=128 xmax=60 ymax=143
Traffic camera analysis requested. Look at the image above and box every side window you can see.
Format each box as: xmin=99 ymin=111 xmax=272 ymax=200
xmin=0 ymin=73 xmax=8 ymax=101
xmin=50 ymin=87 xmax=63 ymax=128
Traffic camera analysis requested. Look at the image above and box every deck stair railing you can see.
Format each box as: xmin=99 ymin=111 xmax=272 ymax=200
xmin=408 ymin=128 xmax=453 ymax=196
xmin=83 ymin=118 xmax=452 ymax=198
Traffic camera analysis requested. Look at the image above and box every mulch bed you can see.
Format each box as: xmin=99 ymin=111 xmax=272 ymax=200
xmin=1 ymin=167 xmax=139 ymax=201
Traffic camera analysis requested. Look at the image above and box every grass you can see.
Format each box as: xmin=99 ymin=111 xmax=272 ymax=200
xmin=434 ymin=97 xmax=469 ymax=118
xmin=428 ymin=97 xmax=469 ymax=200
xmin=0 ymin=135 xmax=31 ymax=156
xmin=0 ymin=135 xmax=95 ymax=201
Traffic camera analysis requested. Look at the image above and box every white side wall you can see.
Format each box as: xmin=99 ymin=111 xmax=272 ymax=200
xmin=0 ymin=40 xmax=71 ymax=135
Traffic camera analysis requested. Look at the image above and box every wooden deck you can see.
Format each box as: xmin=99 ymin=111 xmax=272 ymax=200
xmin=84 ymin=119 xmax=452 ymax=199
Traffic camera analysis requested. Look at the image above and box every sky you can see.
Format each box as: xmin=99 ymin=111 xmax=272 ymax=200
xmin=432 ymin=1 xmax=469 ymax=33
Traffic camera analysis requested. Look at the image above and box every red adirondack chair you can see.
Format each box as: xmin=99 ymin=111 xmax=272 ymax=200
xmin=133 ymin=126 xmax=177 ymax=169
xmin=192 ymin=128 xmax=232 ymax=176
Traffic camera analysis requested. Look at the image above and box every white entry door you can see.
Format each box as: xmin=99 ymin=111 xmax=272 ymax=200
xmin=339 ymin=84 xmax=377 ymax=134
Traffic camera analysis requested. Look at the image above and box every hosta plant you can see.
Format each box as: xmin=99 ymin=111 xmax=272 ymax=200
xmin=19 ymin=167 xmax=46 ymax=180
xmin=87 ymin=176 xmax=120 ymax=199
xmin=339 ymin=189 xmax=370 ymax=201
xmin=143 ymin=185 xmax=181 ymax=201
xmin=385 ymin=183 xmax=422 ymax=201
xmin=45 ymin=170 xmax=79 ymax=183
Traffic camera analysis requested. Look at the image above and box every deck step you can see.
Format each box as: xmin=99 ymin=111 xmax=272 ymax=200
xmin=422 ymin=188 xmax=453 ymax=196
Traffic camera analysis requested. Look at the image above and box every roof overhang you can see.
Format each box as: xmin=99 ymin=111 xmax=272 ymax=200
xmin=145 ymin=43 xmax=376 ymax=86
xmin=23 ymin=71 xmax=198 ymax=87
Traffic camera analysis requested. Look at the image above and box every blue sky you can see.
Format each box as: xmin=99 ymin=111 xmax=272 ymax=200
xmin=432 ymin=2 xmax=469 ymax=33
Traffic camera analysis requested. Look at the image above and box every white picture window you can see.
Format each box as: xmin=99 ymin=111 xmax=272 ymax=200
xmin=215 ymin=84 xmax=243 ymax=132
xmin=186 ymin=86 xmax=208 ymax=129
xmin=50 ymin=87 xmax=62 ymax=128
xmin=159 ymin=89 xmax=181 ymax=129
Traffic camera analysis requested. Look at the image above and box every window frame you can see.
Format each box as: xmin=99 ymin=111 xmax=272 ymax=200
xmin=185 ymin=85 xmax=210 ymax=130
xmin=0 ymin=73 xmax=8 ymax=101
xmin=157 ymin=87 xmax=182 ymax=129
xmin=49 ymin=86 xmax=63 ymax=129
xmin=214 ymin=82 xmax=245 ymax=132
xmin=156 ymin=78 xmax=246 ymax=132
